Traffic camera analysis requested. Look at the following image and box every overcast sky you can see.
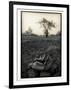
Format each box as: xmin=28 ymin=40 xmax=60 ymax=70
xmin=22 ymin=11 xmax=61 ymax=35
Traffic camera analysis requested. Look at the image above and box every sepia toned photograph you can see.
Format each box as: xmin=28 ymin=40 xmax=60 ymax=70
xmin=9 ymin=1 xmax=69 ymax=88
xmin=21 ymin=11 xmax=61 ymax=78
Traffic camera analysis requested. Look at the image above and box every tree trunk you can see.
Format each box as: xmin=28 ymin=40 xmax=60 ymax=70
xmin=45 ymin=29 xmax=48 ymax=38
xmin=46 ymin=34 xmax=48 ymax=37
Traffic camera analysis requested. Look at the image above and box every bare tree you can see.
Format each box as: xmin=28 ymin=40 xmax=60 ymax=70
xmin=39 ymin=18 xmax=55 ymax=37
xmin=28 ymin=27 xmax=32 ymax=34
xmin=25 ymin=27 xmax=32 ymax=35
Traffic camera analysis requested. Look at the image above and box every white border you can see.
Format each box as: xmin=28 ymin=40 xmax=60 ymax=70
xmin=13 ymin=5 xmax=67 ymax=85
